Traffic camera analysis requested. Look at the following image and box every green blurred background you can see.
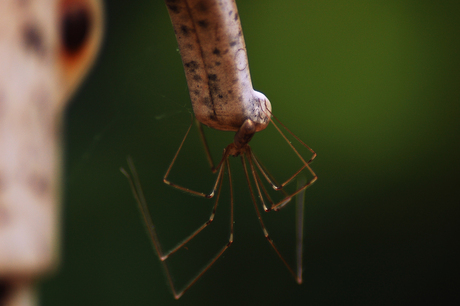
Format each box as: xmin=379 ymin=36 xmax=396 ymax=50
xmin=41 ymin=0 xmax=459 ymax=305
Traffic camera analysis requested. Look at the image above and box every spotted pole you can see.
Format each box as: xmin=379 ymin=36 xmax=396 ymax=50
xmin=0 ymin=0 xmax=103 ymax=305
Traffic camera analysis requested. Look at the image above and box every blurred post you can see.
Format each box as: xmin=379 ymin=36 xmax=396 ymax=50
xmin=0 ymin=0 xmax=103 ymax=305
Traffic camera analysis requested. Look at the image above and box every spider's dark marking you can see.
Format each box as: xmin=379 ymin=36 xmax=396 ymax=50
xmin=197 ymin=20 xmax=209 ymax=28
xmin=185 ymin=60 xmax=199 ymax=73
xmin=203 ymin=96 xmax=212 ymax=108
xmin=202 ymin=93 xmax=217 ymax=119
xmin=209 ymin=113 xmax=217 ymax=121
xmin=180 ymin=25 xmax=190 ymax=36
xmin=197 ymin=1 xmax=208 ymax=12
xmin=166 ymin=0 xmax=180 ymax=14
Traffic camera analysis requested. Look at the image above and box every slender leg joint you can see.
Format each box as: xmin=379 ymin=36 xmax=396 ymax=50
xmin=206 ymin=215 xmax=214 ymax=225
xmin=227 ymin=233 xmax=234 ymax=246
xmin=205 ymin=191 xmax=215 ymax=199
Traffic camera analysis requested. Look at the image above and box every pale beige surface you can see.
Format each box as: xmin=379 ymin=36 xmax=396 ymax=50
xmin=0 ymin=0 xmax=102 ymax=304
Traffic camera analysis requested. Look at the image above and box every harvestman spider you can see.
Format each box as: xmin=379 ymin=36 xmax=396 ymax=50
xmin=121 ymin=107 xmax=317 ymax=299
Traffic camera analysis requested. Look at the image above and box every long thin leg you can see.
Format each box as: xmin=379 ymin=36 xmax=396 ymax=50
xmin=243 ymin=153 xmax=308 ymax=283
xmin=241 ymin=155 xmax=300 ymax=283
xmin=120 ymin=158 xmax=176 ymax=296
xmin=268 ymin=112 xmax=317 ymax=164
xmin=245 ymin=148 xmax=289 ymax=212
xmin=163 ymin=117 xmax=222 ymax=198
xmin=121 ymin=156 xmax=233 ymax=299
xmin=251 ymin=152 xmax=316 ymax=211
xmin=251 ymin=122 xmax=316 ymax=189
xmin=247 ymin=117 xmax=318 ymax=211
xmin=196 ymin=119 xmax=217 ymax=172
xmin=295 ymin=176 xmax=307 ymax=284
xmin=163 ymin=166 xmax=226 ymax=259
xmin=243 ymin=151 xmax=269 ymax=212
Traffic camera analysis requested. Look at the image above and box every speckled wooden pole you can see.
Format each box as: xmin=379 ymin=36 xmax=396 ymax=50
xmin=0 ymin=0 xmax=102 ymax=305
